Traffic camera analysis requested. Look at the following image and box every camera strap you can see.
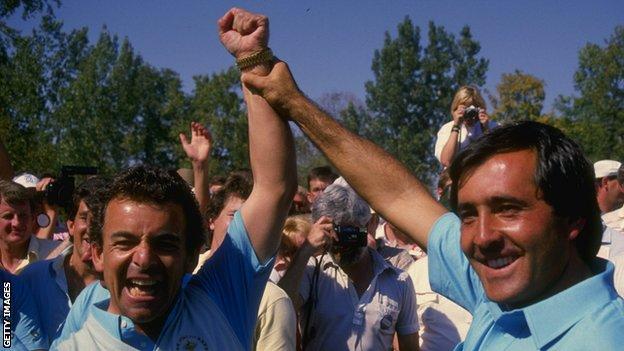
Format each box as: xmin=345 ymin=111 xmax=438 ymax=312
xmin=301 ymin=252 xmax=325 ymax=349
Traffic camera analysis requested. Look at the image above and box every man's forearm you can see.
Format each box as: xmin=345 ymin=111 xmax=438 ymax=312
xmin=192 ymin=161 xmax=210 ymax=214
xmin=281 ymin=93 xmax=445 ymax=249
xmin=240 ymin=64 xmax=297 ymax=263
xmin=277 ymin=243 xmax=315 ymax=312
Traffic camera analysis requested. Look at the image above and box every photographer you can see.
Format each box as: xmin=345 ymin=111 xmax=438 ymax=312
xmin=434 ymin=86 xmax=498 ymax=167
xmin=278 ymin=184 xmax=418 ymax=351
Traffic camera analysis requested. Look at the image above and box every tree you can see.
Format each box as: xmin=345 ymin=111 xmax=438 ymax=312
xmin=489 ymin=70 xmax=545 ymax=124
xmin=363 ymin=18 xmax=488 ymax=183
xmin=186 ymin=67 xmax=248 ymax=176
xmin=555 ymin=26 xmax=624 ymax=161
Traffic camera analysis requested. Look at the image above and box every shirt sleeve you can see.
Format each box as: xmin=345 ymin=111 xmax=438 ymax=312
xmin=254 ymin=287 xmax=297 ymax=351
xmin=427 ymin=212 xmax=483 ymax=313
xmin=193 ymin=210 xmax=274 ymax=349
xmin=395 ymin=273 xmax=419 ymax=335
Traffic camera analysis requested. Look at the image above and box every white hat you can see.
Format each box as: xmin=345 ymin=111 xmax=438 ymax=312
xmin=594 ymin=160 xmax=621 ymax=179
xmin=12 ymin=173 xmax=40 ymax=188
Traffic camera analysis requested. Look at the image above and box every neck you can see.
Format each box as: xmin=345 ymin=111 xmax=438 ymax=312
xmin=507 ymin=251 xmax=592 ymax=310
xmin=68 ymin=253 xmax=98 ymax=284
xmin=341 ymin=249 xmax=374 ymax=296
xmin=0 ymin=237 xmax=29 ymax=272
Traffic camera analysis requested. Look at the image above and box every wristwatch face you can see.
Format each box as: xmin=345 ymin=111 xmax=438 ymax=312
xmin=37 ymin=213 xmax=51 ymax=228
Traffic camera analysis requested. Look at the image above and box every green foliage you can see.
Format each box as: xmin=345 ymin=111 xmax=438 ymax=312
xmin=185 ymin=67 xmax=248 ymax=176
xmin=489 ymin=70 xmax=545 ymax=124
xmin=362 ymin=18 xmax=488 ymax=183
xmin=555 ymin=26 xmax=624 ymax=162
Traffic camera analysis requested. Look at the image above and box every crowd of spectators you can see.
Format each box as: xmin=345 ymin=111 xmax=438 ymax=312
xmin=0 ymin=7 xmax=623 ymax=351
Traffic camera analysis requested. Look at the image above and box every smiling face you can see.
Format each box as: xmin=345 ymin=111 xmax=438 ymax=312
xmin=457 ymin=150 xmax=579 ymax=308
xmin=0 ymin=199 xmax=32 ymax=247
xmin=68 ymin=200 xmax=95 ymax=271
xmin=93 ymin=198 xmax=190 ymax=334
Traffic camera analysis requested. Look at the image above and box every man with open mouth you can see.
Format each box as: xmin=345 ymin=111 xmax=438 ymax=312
xmin=51 ymin=7 xmax=296 ymax=350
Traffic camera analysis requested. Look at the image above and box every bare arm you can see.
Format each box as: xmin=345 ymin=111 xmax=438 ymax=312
xmin=219 ymin=8 xmax=297 ymax=262
xmin=242 ymin=62 xmax=446 ymax=250
xmin=439 ymin=106 xmax=465 ymax=167
xmin=0 ymin=138 xmax=13 ymax=180
xmin=179 ymin=121 xmax=212 ymax=213
xmin=278 ymin=216 xmax=334 ymax=311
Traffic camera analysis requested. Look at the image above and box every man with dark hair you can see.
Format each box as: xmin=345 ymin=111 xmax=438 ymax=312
xmin=306 ymin=166 xmax=338 ymax=204
xmin=241 ymin=48 xmax=624 ymax=347
xmin=21 ymin=176 xmax=109 ymax=344
xmin=53 ymin=8 xmax=296 ymax=350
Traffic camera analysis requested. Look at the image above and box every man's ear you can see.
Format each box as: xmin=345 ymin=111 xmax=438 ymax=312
xmin=567 ymin=218 xmax=586 ymax=241
xmin=67 ymin=219 xmax=75 ymax=238
xmin=91 ymin=243 xmax=104 ymax=273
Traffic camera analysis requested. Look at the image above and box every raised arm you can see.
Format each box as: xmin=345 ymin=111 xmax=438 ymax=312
xmin=219 ymin=8 xmax=297 ymax=262
xmin=242 ymin=62 xmax=446 ymax=250
xmin=179 ymin=121 xmax=212 ymax=213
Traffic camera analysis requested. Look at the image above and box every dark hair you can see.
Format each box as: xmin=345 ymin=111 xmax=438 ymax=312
xmin=67 ymin=176 xmax=111 ymax=220
xmin=89 ymin=165 xmax=204 ymax=255
xmin=209 ymin=175 xmax=227 ymax=187
xmin=618 ymin=165 xmax=624 ymax=186
xmin=0 ymin=180 xmax=30 ymax=206
xmin=307 ymin=166 xmax=338 ymax=189
xmin=448 ymin=121 xmax=601 ymax=263
xmin=205 ymin=172 xmax=252 ymax=245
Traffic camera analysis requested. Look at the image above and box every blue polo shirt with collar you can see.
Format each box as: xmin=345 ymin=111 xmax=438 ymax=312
xmin=428 ymin=212 xmax=624 ymax=350
xmin=51 ymin=211 xmax=273 ymax=350
xmin=20 ymin=247 xmax=73 ymax=344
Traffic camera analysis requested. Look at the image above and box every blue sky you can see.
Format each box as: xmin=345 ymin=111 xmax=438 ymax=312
xmin=10 ymin=0 xmax=624 ymax=112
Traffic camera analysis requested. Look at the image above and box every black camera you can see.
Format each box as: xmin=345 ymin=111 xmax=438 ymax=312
xmin=44 ymin=166 xmax=98 ymax=207
xmin=333 ymin=225 xmax=367 ymax=248
xmin=463 ymin=105 xmax=480 ymax=123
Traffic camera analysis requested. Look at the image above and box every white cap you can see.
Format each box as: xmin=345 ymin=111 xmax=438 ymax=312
xmin=594 ymin=160 xmax=621 ymax=178
xmin=12 ymin=173 xmax=40 ymax=188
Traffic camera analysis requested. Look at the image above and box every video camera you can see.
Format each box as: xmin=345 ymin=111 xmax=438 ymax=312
xmin=44 ymin=166 xmax=98 ymax=207
xmin=333 ymin=225 xmax=367 ymax=248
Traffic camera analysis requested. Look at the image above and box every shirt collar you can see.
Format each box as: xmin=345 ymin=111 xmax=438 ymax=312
xmin=486 ymin=258 xmax=618 ymax=349
xmin=26 ymin=235 xmax=41 ymax=261
xmin=321 ymin=248 xmax=399 ymax=276
xmin=91 ymin=299 xmax=155 ymax=349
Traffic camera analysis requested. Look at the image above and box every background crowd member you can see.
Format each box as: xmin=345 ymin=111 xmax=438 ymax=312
xmin=279 ymin=184 xmax=419 ymax=351
xmin=434 ymin=86 xmax=498 ymax=167
xmin=603 ymin=164 xmax=624 ymax=231
xmin=200 ymin=171 xmax=296 ymax=351
xmin=407 ymin=256 xmax=472 ymax=350
xmin=306 ymin=166 xmax=338 ymax=204
xmin=0 ymin=270 xmax=48 ymax=350
xmin=594 ymin=160 xmax=624 ymax=214
xmin=271 ymin=214 xmax=311 ymax=283
xmin=290 ymin=185 xmax=310 ymax=215
xmin=21 ymin=176 xmax=109 ymax=344
xmin=0 ymin=180 xmax=60 ymax=274
xmin=241 ymin=53 xmax=624 ymax=348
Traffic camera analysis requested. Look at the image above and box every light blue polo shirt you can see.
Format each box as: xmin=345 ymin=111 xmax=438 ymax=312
xmin=52 ymin=211 xmax=273 ymax=350
xmin=0 ymin=270 xmax=48 ymax=350
xmin=428 ymin=213 xmax=624 ymax=350
xmin=20 ymin=248 xmax=73 ymax=344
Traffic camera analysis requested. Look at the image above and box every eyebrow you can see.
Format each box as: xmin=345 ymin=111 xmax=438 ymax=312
xmin=457 ymin=196 xmax=530 ymax=210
